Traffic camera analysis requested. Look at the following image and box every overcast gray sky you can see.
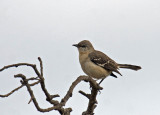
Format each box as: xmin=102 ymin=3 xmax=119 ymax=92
xmin=0 ymin=0 xmax=160 ymax=115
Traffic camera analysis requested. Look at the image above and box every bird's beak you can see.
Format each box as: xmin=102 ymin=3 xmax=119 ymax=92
xmin=72 ymin=44 xmax=78 ymax=47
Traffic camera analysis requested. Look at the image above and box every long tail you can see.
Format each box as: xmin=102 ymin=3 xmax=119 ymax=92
xmin=118 ymin=64 xmax=141 ymax=71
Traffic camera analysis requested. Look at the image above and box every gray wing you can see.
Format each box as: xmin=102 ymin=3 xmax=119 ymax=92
xmin=89 ymin=51 xmax=122 ymax=76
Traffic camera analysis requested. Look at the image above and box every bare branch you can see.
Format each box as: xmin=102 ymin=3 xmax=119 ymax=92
xmin=60 ymin=76 xmax=89 ymax=106
xmin=0 ymin=80 xmax=40 ymax=98
xmin=0 ymin=57 xmax=104 ymax=115
xmin=0 ymin=85 xmax=23 ymax=98
xmin=60 ymin=76 xmax=102 ymax=107
xmin=14 ymin=74 xmax=60 ymax=112
xmin=27 ymin=77 xmax=39 ymax=81
xmin=38 ymin=57 xmax=43 ymax=77
xmin=0 ymin=63 xmax=41 ymax=77
xmin=37 ymin=57 xmax=60 ymax=106
xmin=30 ymin=81 xmax=40 ymax=86
xmin=79 ymin=77 xmax=102 ymax=115
xmin=79 ymin=90 xmax=91 ymax=99
xmin=0 ymin=58 xmax=68 ymax=114
xmin=50 ymin=94 xmax=60 ymax=99
xmin=85 ymin=86 xmax=99 ymax=115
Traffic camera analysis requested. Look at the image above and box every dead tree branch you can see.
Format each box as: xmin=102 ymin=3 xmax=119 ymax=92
xmin=0 ymin=78 xmax=40 ymax=98
xmin=0 ymin=57 xmax=103 ymax=115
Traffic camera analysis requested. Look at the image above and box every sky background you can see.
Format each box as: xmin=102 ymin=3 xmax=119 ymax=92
xmin=0 ymin=0 xmax=160 ymax=115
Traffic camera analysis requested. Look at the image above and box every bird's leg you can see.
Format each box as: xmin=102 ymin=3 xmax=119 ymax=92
xmin=99 ymin=78 xmax=105 ymax=85
xmin=88 ymin=76 xmax=93 ymax=90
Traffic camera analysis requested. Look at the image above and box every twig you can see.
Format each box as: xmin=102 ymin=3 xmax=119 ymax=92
xmin=38 ymin=57 xmax=43 ymax=77
xmin=37 ymin=57 xmax=60 ymax=106
xmin=60 ymin=76 xmax=102 ymax=112
xmin=79 ymin=77 xmax=102 ymax=115
xmin=79 ymin=90 xmax=91 ymax=99
xmin=85 ymin=86 xmax=99 ymax=115
xmin=14 ymin=74 xmax=60 ymax=112
xmin=0 ymin=80 xmax=40 ymax=98
xmin=60 ymin=76 xmax=89 ymax=106
xmin=0 ymin=57 xmax=103 ymax=115
xmin=0 ymin=85 xmax=23 ymax=98
xmin=0 ymin=63 xmax=41 ymax=77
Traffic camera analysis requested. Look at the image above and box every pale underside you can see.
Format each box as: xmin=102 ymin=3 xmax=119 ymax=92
xmin=80 ymin=57 xmax=112 ymax=79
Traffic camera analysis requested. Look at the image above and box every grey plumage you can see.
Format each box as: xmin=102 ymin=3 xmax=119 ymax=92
xmin=73 ymin=40 xmax=141 ymax=82
xmin=89 ymin=51 xmax=122 ymax=76
xmin=118 ymin=64 xmax=141 ymax=70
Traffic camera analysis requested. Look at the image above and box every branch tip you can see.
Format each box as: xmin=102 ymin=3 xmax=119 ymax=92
xmin=0 ymin=57 xmax=103 ymax=114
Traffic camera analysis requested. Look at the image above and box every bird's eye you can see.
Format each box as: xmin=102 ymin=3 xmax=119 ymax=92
xmin=81 ymin=45 xmax=86 ymax=48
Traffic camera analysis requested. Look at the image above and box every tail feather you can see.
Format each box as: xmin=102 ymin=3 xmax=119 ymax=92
xmin=118 ymin=64 xmax=141 ymax=71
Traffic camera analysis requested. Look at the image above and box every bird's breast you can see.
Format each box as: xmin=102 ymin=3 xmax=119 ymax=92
xmin=79 ymin=56 xmax=111 ymax=79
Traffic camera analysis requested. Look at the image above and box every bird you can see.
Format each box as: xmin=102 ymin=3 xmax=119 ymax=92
xmin=73 ymin=40 xmax=141 ymax=84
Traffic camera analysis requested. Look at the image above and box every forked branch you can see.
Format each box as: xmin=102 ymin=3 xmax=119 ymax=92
xmin=0 ymin=57 xmax=103 ymax=115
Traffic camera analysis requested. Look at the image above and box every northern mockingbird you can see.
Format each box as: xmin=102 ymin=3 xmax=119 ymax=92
xmin=73 ymin=40 xmax=141 ymax=84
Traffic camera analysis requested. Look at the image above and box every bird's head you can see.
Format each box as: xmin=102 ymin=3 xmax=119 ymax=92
xmin=73 ymin=40 xmax=94 ymax=54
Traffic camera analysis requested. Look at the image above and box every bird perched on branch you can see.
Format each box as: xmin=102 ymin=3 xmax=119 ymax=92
xmin=73 ymin=40 xmax=141 ymax=84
